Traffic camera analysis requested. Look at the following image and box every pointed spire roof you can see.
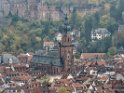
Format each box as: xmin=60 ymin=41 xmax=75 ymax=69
xmin=63 ymin=14 xmax=71 ymax=34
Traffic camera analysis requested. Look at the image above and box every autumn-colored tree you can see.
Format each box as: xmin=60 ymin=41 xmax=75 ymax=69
xmin=57 ymin=87 xmax=70 ymax=93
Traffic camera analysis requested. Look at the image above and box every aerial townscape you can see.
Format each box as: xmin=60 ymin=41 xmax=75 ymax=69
xmin=0 ymin=0 xmax=124 ymax=93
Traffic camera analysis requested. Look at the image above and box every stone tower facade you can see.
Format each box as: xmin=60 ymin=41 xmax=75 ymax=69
xmin=59 ymin=15 xmax=74 ymax=72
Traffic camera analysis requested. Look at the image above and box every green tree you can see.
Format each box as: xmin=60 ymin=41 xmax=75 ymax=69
xmin=84 ymin=15 xmax=93 ymax=43
xmin=92 ymin=12 xmax=100 ymax=29
xmin=107 ymin=18 xmax=118 ymax=34
xmin=107 ymin=47 xmax=117 ymax=56
xmin=116 ymin=30 xmax=124 ymax=46
xmin=70 ymin=8 xmax=82 ymax=29
xmin=0 ymin=43 xmax=5 ymax=53
xmin=110 ymin=0 xmax=124 ymax=22
xmin=99 ymin=14 xmax=110 ymax=27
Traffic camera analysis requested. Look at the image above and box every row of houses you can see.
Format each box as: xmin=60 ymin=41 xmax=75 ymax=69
xmin=0 ymin=45 xmax=123 ymax=93
xmin=0 ymin=16 xmax=124 ymax=93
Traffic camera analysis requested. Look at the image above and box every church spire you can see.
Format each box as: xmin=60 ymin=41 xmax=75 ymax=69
xmin=59 ymin=13 xmax=74 ymax=72
xmin=63 ymin=14 xmax=70 ymax=34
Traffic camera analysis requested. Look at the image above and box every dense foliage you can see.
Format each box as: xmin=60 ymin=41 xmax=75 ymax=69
xmin=0 ymin=16 xmax=63 ymax=53
xmin=0 ymin=0 xmax=124 ymax=54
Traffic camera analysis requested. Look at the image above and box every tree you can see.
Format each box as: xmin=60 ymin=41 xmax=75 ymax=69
xmin=107 ymin=18 xmax=118 ymax=34
xmin=116 ymin=30 xmax=124 ymax=46
xmin=110 ymin=0 xmax=124 ymax=22
xmin=84 ymin=15 xmax=93 ymax=43
xmin=70 ymin=8 xmax=82 ymax=29
xmin=0 ymin=43 xmax=5 ymax=53
xmin=74 ymin=52 xmax=81 ymax=59
xmin=117 ymin=0 xmax=124 ymax=22
xmin=92 ymin=12 xmax=100 ymax=29
xmin=107 ymin=47 xmax=117 ymax=56
xmin=104 ymin=3 xmax=110 ymax=15
xmin=57 ymin=87 xmax=70 ymax=93
xmin=99 ymin=14 xmax=110 ymax=27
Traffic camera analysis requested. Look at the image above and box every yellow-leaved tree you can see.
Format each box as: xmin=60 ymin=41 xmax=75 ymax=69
xmin=57 ymin=87 xmax=70 ymax=93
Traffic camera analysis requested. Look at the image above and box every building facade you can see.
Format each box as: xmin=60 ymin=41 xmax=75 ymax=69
xmin=59 ymin=15 xmax=74 ymax=72
xmin=91 ymin=28 xmax=111 ymax=40
xmin=30 ymin=15 xmax=74 ymax=75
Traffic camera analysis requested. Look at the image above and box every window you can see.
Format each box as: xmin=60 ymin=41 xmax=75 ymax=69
xmin=68 ymin=37 xmax=70 ymax=42
xmin=67 ymin=53 xmax=70 ymax=59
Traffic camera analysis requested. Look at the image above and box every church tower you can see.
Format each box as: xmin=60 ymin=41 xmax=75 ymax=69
xmin=59 ymin=14 xmax=74 ymax=72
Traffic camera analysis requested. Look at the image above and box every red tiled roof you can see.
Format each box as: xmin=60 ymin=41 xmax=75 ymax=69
xmin=11 ymin=72 xmax=31 ymax=81
xmin=13 ymin=75 xmax=31 ymax=81
xmin=83 ymin=61 xmax=107 ymax=67
xmin=17 ymin=53 xmax=33 ymax=63
xmin=24 ymin=82 xmax=42 ymax=93
xmin=80 ymin=53 xmax=105 ymax=59
xmin=71 ymin=83 xmax=87 ymax=89
xmin=98 ymin=75 xmax=109 ymax=81
xmin=12 ymin=64 xmax=27 ymax=68
xmin=0 ymin=66 xmax=6 ymax=72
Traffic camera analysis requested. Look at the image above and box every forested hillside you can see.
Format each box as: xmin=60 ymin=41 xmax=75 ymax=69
xmin=0 ymin=0 xmax=124 ymax=54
